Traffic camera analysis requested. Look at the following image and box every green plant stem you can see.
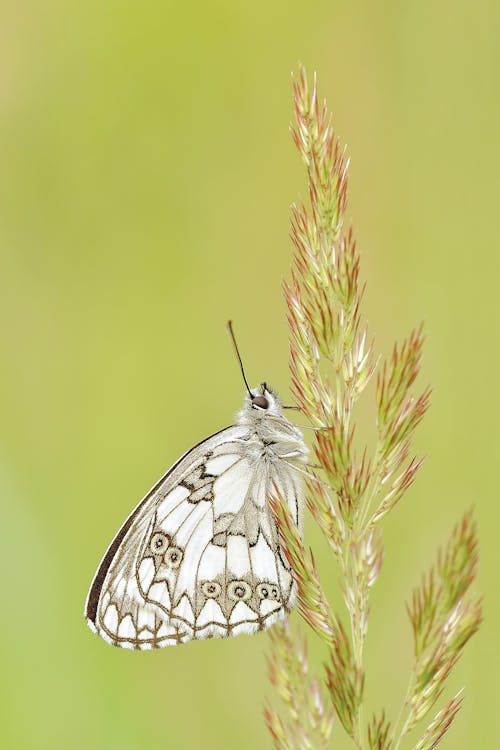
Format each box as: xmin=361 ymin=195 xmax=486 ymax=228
xmin=341 ymin=539 xmax=367 ymax=749
xmin=390 ymin=675 xmax=415 ymax=750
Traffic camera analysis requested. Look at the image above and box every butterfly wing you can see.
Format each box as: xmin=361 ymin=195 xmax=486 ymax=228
xmin=85 ymin=425 xmax=244 ymax=648
xmin=85 ymin=425 xmax=300 ymax=649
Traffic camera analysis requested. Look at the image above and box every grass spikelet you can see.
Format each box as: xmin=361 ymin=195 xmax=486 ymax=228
xmin=265 ymin=622 xmax=334 ymax=750
xmin=367 ymin=711 xmax=392 ymax=750
xmin=271 ymin=491 xmax=338 ymax=648
xmin=412 ymin=693 xmax=463 ymax=750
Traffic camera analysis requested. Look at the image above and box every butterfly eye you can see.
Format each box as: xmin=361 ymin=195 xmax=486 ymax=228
xmin=227 ymin=580 xmax=252 ymax=602
xmin=150 ymin=532 xmax=170 ymax=555
xmin=201 ymin=581 xmax=221 ymax=598
xmin=252 ymin=395 xmax=269 ymax=410
xmin=165 ymin=546 xmax=183 ymax=568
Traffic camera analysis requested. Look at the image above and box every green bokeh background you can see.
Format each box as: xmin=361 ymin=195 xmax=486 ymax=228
xmin=1 ymin=1 xmax=497 ymax=748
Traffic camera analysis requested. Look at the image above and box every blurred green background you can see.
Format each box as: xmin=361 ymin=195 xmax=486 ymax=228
xmin=1 ymin=1 xmax=497 ymax=748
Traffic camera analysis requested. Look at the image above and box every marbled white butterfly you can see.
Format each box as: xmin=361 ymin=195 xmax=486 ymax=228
xmin=85 ymin=326 xmax=307 ymax=649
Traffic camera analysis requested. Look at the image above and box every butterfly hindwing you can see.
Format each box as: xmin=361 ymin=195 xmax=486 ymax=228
xmin=85 ymin=422 xmax=301 ymax=649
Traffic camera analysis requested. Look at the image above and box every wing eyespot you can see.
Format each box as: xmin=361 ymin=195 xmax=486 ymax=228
xmin=257 ymin=582 xmax=280 ymax=601
xmin=150 ymin=532 xmax=170 ymax=555
xmin=201 ymin=580 xmax=222 ymax=598
xmin=227 ymin=580 xmax=252 ymax=602
xmin=165 ymin=546 xmax=183 ymax=568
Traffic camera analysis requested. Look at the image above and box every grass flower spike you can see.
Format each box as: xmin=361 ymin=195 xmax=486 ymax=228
xmin=266 ymin=66 xmax=481 ymax=750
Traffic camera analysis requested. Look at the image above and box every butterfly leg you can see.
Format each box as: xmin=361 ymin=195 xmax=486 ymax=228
xmin=282 ymin=459 xmax=339 ymax=495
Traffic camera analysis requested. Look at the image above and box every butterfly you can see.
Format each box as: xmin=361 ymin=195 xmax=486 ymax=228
xmin=84 ymin=380 xmax=308 ymax=649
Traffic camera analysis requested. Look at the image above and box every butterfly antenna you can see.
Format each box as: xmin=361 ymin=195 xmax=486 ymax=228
xmin=226 ymin=320 xmax=253 ymax=399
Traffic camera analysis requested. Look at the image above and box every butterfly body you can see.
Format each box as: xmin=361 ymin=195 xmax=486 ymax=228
xmin=85 ymin=384 xmax=307 ymax=649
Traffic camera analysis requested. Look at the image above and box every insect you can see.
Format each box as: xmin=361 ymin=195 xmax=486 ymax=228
xmin=84 ymin=323 xmax=308 ymax=649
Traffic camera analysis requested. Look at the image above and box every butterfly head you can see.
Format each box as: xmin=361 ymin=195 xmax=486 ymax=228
xmin=237 ymin=382 xmax=306 ymax=452
xmin=237 ymin=382 xmax=289 ymax=426
xmin=249 ymin=382 xmax=277 ymax=413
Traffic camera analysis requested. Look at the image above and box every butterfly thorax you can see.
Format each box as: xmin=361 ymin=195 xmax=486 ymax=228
xmin=236 ymin=383 xmax=308 ymax=467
